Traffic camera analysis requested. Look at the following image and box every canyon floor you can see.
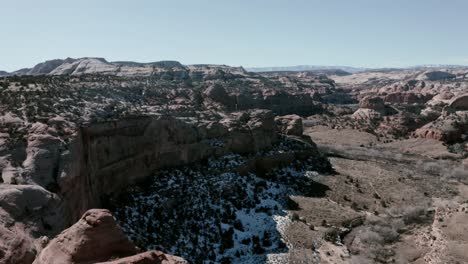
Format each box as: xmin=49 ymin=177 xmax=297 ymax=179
xmin=301 ymin=126 xmax=468 ymax=264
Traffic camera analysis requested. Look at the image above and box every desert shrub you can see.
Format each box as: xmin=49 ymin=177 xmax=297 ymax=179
xmin=358 ymin=229 xmax=384 ymax=245
xmin=401 ymin=206 xmax=431 ymax=225
xmin=423 ymin=162 xmax=443 ymax=175
xmin=372 ymin=247 xmax=395 ymax=263
xmin=323 ymin=227 xmax=342 ymax=242
xmin=447 ymin=167 xmax=468 ymax=182
xmin=371 ymin=225 xmax=399 ymax=243
xmin=388 ymin=205 xmax=432 ymax=225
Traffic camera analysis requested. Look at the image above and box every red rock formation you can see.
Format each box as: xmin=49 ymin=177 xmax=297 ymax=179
xmin=98 ymin=250 xmax=188 ymax=264
xmin=33 ymin=209 xmax=138 ymax=264
xmin=33 ymin=209 xmax=187 ymax=264
xmin=414 ymin=112 xmax=468 ymax=143
xmin=383 ymin=92 xmax=433 ymax=104
xmin=58 ymin=111 xmax=278 ymax=224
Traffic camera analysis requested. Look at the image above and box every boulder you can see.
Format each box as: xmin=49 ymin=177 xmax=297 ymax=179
xmin=33 ymin=209 xmax=138 ymax=264
xmin=275 ymin=115 xmax=304 ymax=136
xmin=33 ymin=209 xmax=188 ymax=264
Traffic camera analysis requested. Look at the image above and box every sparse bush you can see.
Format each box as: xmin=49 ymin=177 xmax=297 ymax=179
xmin=371 ymin=225 xmax=399 ymax=243
xmin=358 ymin=229 xmax=384 ymax=245
xmin=402 ymin=206 xmax=432 ymax=225
xmin=323 ymin=227 xmax=341 ymax=242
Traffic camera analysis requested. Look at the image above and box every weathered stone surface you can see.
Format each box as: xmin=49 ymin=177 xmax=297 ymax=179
xmin=22 ymin=134 xmax=63 ymax=189
xmin=383 ymin=92 xmax=433 ymax=104
xmin=33 ymin=209 xmax=137 ymax=264
xmin=0 ymin=224 xmax=36 ymax=264
xmin=98 ymin=250 xmax=188 ymax=264
xmin=275 ymin=115 xmax=304 ymax=136
xmin=352 ymin=108 xmax=383 ymax=121
xmin=58 ymin=111 xmax=278 ymax=222
xmin=359 ymin=96 xmax=386 ymax=112
xmin=203 ymin=83 xmax=233 ymax=106
xmin=0 ymin=184 xmax=58 ymax=219
xmin=414 ymin=112 xmax=468 ymax=143
xmin=449 ymin=93 xmax=468 ymax=110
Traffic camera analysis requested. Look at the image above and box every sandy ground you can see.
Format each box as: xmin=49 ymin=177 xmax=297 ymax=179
xmin=284 ymin=126 xmax=468 ymax=263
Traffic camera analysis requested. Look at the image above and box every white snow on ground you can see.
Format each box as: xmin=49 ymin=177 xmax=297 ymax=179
xmin=111 ymin=138 xmax=330 ymax=263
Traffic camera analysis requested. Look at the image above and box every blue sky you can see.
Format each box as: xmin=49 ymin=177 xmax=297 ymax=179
xmin=1 ymin=0 xmax=468 ymax=71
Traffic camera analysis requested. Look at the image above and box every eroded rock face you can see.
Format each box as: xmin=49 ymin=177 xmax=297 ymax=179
xmin=275 ymin=115 xmax=303 ymax=136
xmin=353 ymin=96 xmax=397 ymax=121
xmin=33 ymin=209 xmax=136 ymax=264
xmin=58 ymin=110 xmax=278 ymax=223
xmin=0 ymin=224 xmax=36 ymax=264
xmin=98 ymin=250 xmax=188 ymax=264
xmin=0 ymin=184 xmax=62 ymax=264
xmin=449 ymin=94 xmax=468 ymax=110
xmin=359 ymin=96 xmax=386 ymax=112
xmin=33 ymin=209 xmax=187 ymax=264
xmin=203 ymin=83 xmax=233 ymax=107
xmin=0 ymin=108 xmax=282 ymax=263
xmin=0 ymin=185 xmax=58 ymax=219
xmin=383 ymin=92 xmax=433 ymax=105
xmin=22 ymin=134 xmax=63 ymax=189
xmin=352 ymin=108 xmax=384 ymax=121
xmin=414 ymin=112 xmax=468 ymax=143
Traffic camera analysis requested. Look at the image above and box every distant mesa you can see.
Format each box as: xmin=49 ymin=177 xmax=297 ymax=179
xmin=247 ymin=65 xmax=364 ymax=74
xmin=0 ymin=70 xmax=10 ymax=77
xmin=5 ymin=57 xmax=187 ymax=77
xmin=424 ymin=71 xmax=456 ymax=81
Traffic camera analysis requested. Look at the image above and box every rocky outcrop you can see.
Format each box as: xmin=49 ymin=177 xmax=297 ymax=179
xmin=33 ymin=209 xmax=186 ymax=264
xmin=0 ymin=224 xmax=36 ymax=264
xmin=0 ymin=184 xmax=62 ymax=264
xmin=203 ymin=84 xmax=233 ymax=107
xmin=33 ymin=209 xmax=136 ymax=264
xmin=383 ymin=92 xmax=433 ymax=104
xmin=275 ymin=115 xmax=303 ymax=136
xmin=0 ymin=109 xmax=281 ymax=263
xmin=59 ymin=110 xmax=278 ymax=223
xmin=359 ymin=96 xmax=386 ymax=112
xmin=98 ymin=250 xmax=188 ymax=264
xmin=449 ymin=94 xmax=468 ymax=110
xmin=352 ymin=96 xmax=397 ymax=121
xmin=22 ymin=134 xmax=63 ymax=189
xmin=414 ymin=112 xmax=468 ymax=143
xmin=352 ymin=108 xmax=384 ymax=121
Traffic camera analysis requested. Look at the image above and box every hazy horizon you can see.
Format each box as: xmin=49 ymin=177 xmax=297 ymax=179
xmin=2 ymin=0 xmax=468 ymax=71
